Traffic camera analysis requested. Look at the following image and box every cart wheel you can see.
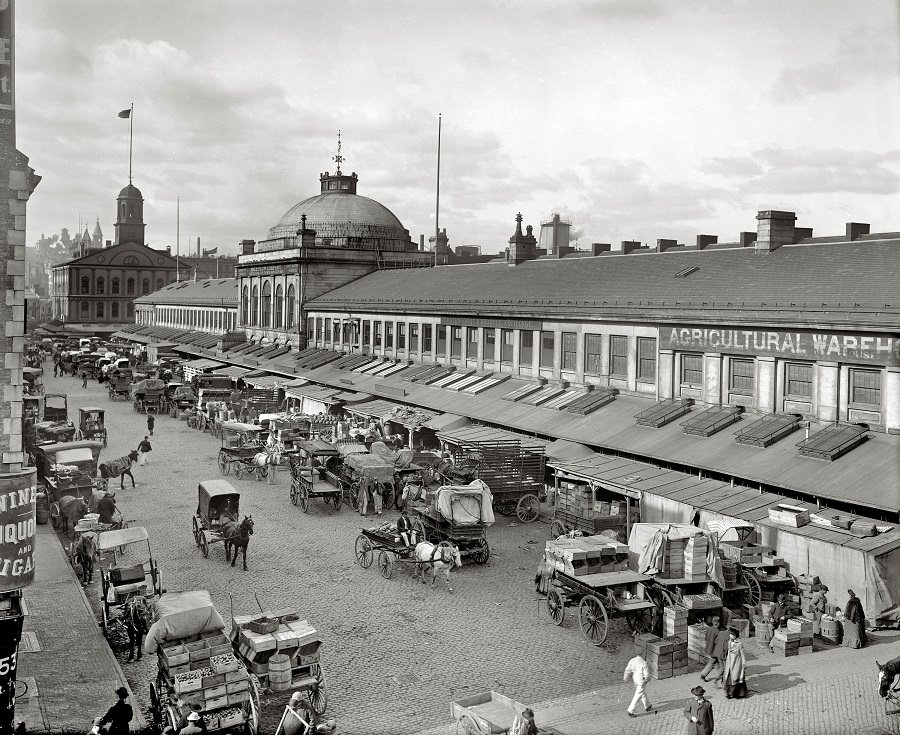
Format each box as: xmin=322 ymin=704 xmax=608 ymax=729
xmin=346 ymin=481 xmax=360 ymax=511
xmin=234 ymin=465 xmax=244 ymax=480
xmin=516 ymin=494 xmax=540 ymax=523
xmin=579 ymin=594 xmax=610 ymax=646
xmin=549 ymin=519 xmax=567 ymax=538
xmin=412 ymin=518 xmax=427 ymax=543
xmin=218 ymin=452 xmax=230 ymax=476
xmin=470 ymin=537 xmax=490 ymax=565
xmin=307 ymin=666 xmax=328 ymax=715
xmin=299 ymin=485 xmax=309 ymax=513
xmin=742 ymin=571 xmax=762 ymax=608
xmin=333 ymin=492 xmax=342 ymax=511
xmin=495 ymin=502 xmax=515 ymax=516
xmin=456 ymin=712 xmax=487 ymax=735
xmin=546 ymin=588 xmax=565 ymax=625
xmin=626 ymin=609 xmax=654 ymax=635
xmin=149 ymin=682 xmax=162 ymax=726
xmin=101 ymin=601 xmax=109 ymax=634
xmin=50 ymin=502 xmax=61 ymax=529
xmin=192 ymin=516 xmax=201 ymax=547
xmin=290 ymin=482 xmax=300 ymax=506
xmin=256 ymin=463 xmax=269 ymax=481
xmin=378 ymin=551 xmax=395 ymax=579
xmin=200 ymin=532 xmax=209 ymax=558
xmin=354 ymin=535 xmax=373 ymax=568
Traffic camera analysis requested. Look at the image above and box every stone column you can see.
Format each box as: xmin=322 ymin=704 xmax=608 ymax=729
xmin=884 ymin=366 xmax=900 ymax=435
xmin=816 ymin=362 xmax=839 ymax=422
xmin=658 ymin=349 xmax=675 ymax=400
xmin=757 ymin=356 xmax=777 ymax=413
xmin=703 ymin=352 xmax=722 ymax=405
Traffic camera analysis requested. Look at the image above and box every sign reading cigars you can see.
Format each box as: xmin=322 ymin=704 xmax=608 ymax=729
xmin=664 ymin=326 xmax=900 ymax=366
xmin=0 ymin=469 xmax=36 ymax=592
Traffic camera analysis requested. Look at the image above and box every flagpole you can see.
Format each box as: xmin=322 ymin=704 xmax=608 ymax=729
xmin=434 ymin=113 xmax=441 ymax=268
xmin=176 ymin=196 xmax=180 ymax=282
xmin=128 ymin=102 xmax=134 ymax=185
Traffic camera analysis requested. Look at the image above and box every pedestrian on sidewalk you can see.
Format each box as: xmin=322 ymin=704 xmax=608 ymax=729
xmin=82 ymin=370 xmax=88 ymax=388
xmin=147 ymin=413 xmax=155 ymax=436
xmin=843 ymin=589 xmax=868 ymax=648
xmin=701 ymin=618 xmax=729 ymax=687
xmin=723 ymin=628 xmax=747 ymax=699
xmin=623 ymin=650 xmax=653 ymax=717
xmin=96 ymin=687 xmax=133 ymax=735
xmin=683 ymin=685 xmax=714 ymax=735
xmin=137 ymin=436 xmax=153 ymax=465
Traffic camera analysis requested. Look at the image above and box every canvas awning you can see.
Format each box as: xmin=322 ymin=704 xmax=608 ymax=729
xmin=422 ymin=412 xmax=470 ymax=432
xmin=244 ymin=374 xmax=284 ymax=389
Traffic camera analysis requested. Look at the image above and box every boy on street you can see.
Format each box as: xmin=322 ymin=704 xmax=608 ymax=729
xmin=137 ymin=436 xmax=152 ymax=465
xmin=147 ymin=414 xmax=155 ymax=436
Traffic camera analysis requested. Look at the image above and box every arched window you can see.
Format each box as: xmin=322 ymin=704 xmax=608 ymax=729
xmin=126 ymin=278 xmax=135 ymax=295
xmin=262 ymin=281 xmax=272 ymax=327
xmin=274 ymin=285 xmax=284 ymax=329
xmin=96 ymin=277 xmax=105 ymax=295
xmin=156 ymin=279 xmax=163 ymax=290
xmin=80 ymin=276 xmax=90 ymax=294
xmin=96 ymin=302 xmax=104 ymax=318
xmin=111 ymin=277 xmax=120 ymax=294
xmin=251 ymin=285 xmax=259 ymax=326
xmin=112 ymin=303 xmax=120 ymax=318
xmin=141 ymin=278 xmax=150 ymax=295
xmin=242 ymin=287 xmax=249 ymax=325
xmin=286 ymin=285 xmax=295 ymax=330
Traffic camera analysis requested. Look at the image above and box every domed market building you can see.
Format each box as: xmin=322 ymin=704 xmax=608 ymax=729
xmin=237 ymin=162 xmax=444 ymax=347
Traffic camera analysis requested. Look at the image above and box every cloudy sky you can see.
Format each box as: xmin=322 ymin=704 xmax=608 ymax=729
xmin=17 ymin=0 xmax=900 ymax=255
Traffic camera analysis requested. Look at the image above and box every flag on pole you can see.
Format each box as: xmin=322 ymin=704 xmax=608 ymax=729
xmin=118 ymin=108 xmax=131 ymax=119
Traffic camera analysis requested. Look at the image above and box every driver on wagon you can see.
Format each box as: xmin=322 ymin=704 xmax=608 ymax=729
xmin=396 ymin=509 xmax=417 ymax=547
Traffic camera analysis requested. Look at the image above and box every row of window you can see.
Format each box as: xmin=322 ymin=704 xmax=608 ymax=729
xmin=76 ymin=276 xmax=162 ymax=296
xmin=241 ymin=284 xmax=296 ymax=330
xmin=79 ymin=301 xmax=132 ymax=319
xmin=147 ymin=307 xmax=236 ymax=332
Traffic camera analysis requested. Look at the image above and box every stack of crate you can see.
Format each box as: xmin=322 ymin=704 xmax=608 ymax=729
xmin=644 ymin=637 xmax=675 ymax=680
xmin=230 ymin=610 xmax=321 ymax=680
xmin=796 ymin=575 xmax=816 ymax=619
xmin=771 ymin=617 xmax=813 ymax=656
xmin=663 ymin=605 xmax=689 ymax=639
xmin=664 ymin=539 xmax=686 ymax=578
xmin=788 ymin=616 xmax=814 ymax=654
xmin=671 ymin=636 xmax=689 ymax=677
xmin=543 ymin=538 xmax=630 ymax=577
xmin=684 ymin=536 xmax=708 ymax=579
xmin=555 ymin=482 xmax=594 ymax=515
xmin=687 ymin=622 xmax=708 ymax=663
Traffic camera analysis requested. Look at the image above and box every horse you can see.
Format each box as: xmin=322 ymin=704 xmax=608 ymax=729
xmin=74 ymin=531 xmax=99 ymax=585
xmin=99 ymin=450 xmax=138 ymax=490
xmin=413 ymin=541 xmax=463 ymax=593
xmin=222 ymin=516 xmax=254 ymax=570
xmin=252 ymin=446 xmax=282 ymax=482
xmin=122 ymin=594 xmax=153 ymax=661
xmin=57 ymin=495 xmax=88 ymax=534
xmin=877 ymin=655 xmax=900 ymax=699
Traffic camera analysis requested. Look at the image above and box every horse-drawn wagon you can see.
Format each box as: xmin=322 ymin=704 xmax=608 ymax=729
xmin=132 ymin=378 xmax=166 ymax=414
xmin=75 ymin=406 xmax=108 ymax=446
xmin=288 ymin=441 xmax=344 ymax=513
xmin=353 ymin=525 xmax=463 ymax=591
xmin=22 ymin=367 xmax=44 ymax=394
xmin=97 ymin=525 xmax=163 ymax=633
xmin=341 ymin=450 xmax=397 ymax=512
xmin=409 ymin=481 xmax=493 ymax=565
xmin=451 ymin=691 xmax=555 ymax=735
xmin=145 ymin=590 xmax=260 ymax=735
xmin=107 ymin=371 xmax=132 ymax=400
xmin=32 ymin=440 xmax=103 ymax=530
xmin=217 ymin=422 xmax=270 ymax=480
xmin=193 ymin=480 xmax=254 ymax=570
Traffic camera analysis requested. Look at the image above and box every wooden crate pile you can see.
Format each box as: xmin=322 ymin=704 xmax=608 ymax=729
xmin=544 ymin=537 xmax=629 ymax=577
xmin=681 ymin=593 xmax=722 ymax=610
xmin=663 ymin=605 xmax=689 ymax=639
xmin=555 ymin=481 xmax=593 ymax=515
xmin=158 ymin=632 xmax=233 ymax=679
xmin=796 ymin=575 xmax=819 ymax=619
xmin=635 ymin=636 xmax=689 ymax=679
xmin=684 ymin=536 xmax=708 ymax=579
xmin=230 ymin=610 xmax=322 ymax=685
xmin=663 ymin=539 xmax=685 ymax=578
xmin=768 ymin=504 xmax=810 ymax=528
xmin=771 ymin=617 xmax=814 ymax=656
xmin=162 ymin=633 xmax=251 ymax=715
xmin=719 ymin=540 xmax=772 ymax=565
xmin=687 ymin=622 xmax=708 ymax=662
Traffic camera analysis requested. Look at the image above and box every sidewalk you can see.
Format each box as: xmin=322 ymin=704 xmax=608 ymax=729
xmin=16 ymin=523 xmax=146 ymax=732
xmin=414 ymin=630 xmax=900 ymax=735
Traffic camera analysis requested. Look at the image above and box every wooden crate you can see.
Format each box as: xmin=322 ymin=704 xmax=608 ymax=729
xmin=768 ymin=505 xmax=810 ymax=527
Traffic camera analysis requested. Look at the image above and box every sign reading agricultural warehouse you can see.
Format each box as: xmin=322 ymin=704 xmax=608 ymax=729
xmin=664 ymin=326 xmax=900 ymax=366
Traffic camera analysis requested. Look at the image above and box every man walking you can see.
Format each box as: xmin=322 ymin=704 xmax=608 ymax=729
xmin=147 ymin=413 xmax=155 ymax=437
xmin=701 ymin=617 xmax=729 ymax=687
xmin=623 ymin=648 xmax=653 ymax=718
xmin=137 ymin=436 xmax=152 ymax=465
xmin=683 ymin=685 xmax=714 ymax=734
xmin=82 ymin=370 xmax=88 ymax=388
xmin=96 ymin=686 xmax=133 ymax=735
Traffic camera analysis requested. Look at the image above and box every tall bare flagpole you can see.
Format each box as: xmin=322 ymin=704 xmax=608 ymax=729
xmin=176 ymin=196 xmax=180 ymax=282
xmin=128 ymin=102 xmax=134 ymax=184
xmin=434 ymin=113 xmax=441 ymax=267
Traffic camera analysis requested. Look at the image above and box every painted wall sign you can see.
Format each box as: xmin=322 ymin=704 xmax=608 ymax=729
xmin=0 ymin=469 xmax=36 ymax=592
xmin=664 ymin=326 xmax=900 ymax=366
xmin=0 ymin=0 xmax=13 ymax=115
xmin=442 ymin=316 xmax=543 ymax=331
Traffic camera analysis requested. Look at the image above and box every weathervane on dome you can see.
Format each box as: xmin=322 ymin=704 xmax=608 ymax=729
xmin=333 ymin=130 xmax=344 ymax=174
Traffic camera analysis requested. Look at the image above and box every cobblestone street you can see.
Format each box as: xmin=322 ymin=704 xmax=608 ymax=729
xmin=47 ymin=371 xmax=639 ymax=734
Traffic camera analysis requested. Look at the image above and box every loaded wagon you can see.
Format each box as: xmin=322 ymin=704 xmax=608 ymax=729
xmin=97 ymin=526 xmax=164 ymax=633
xmin=408 ymin=481 xmax=493 ymax=564
xmin=451 ymin=691 xmax=557 ymax=735
xmin=107 ymin=371 xmax=132 ymax=400
xmin=132 ymin=378 xmax=166 ymax=414
xmin=31 ymin=440 xmax=104 ymax=526
xmin=288 ymin=440 xmax=344 ymax=513
xmin=217 ymin=422 xmax=269 ymax=480
xmin=341 ymin=450 xmax=396 ymax=511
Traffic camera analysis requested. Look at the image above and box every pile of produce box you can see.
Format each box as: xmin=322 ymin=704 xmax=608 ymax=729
xmin=635 ymin=636 xmax=689 ymax=680
xmin=681 ymin=593 xmax=722 ymax=610
xmin=719 ymin=540 xmax=771 ymax=565
xmin=663 ymin=605 xmax=689 ymax=638
xmin=771 ymin=617 xmax=814 ymax=656
xmin=663 ymin=539 xmax=685 ymax=578
xmin=543 ymin=537 xmax=630 ymax=577
xmin=554 ymin=481 xmax=631 ymax=539
xmin=687 ymin=622 xmax=708 ymax=662
xmin=684 ymin=536 xmax=708 ymax=580
xmin=768 ymin=504 xmax=811 ymax=528
xmin=230 ymin=609 xmax=321 ymax=682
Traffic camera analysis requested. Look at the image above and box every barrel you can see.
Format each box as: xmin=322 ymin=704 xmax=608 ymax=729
xmin=268 ymin=654 xmax=292 ymax=692
xmin=754 ymin=621 xmax=773 ymax=643
xmin=36 ymin=492 xmax=50 ymax=525
xmin=821 ymin=617 xmax=841 ymax=641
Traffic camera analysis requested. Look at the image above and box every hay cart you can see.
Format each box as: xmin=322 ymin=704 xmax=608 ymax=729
xmin=288 ymin=440 xmax=344 ymax=513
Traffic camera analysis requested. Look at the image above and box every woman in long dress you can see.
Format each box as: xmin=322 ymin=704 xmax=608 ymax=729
xmin=843 ymin=589 xmax=868 ymax=648
xmin=723 ymin=628 xmax=746 ymax=699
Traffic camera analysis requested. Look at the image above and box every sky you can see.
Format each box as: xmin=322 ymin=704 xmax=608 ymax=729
xmin=16 ymin=0 xmax=900 ymax=255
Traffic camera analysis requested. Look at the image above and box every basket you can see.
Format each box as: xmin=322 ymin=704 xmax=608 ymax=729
xmin=245 ymin=618 xmax=279 ymax=634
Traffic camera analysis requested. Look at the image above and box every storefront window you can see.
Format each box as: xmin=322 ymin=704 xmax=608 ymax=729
xmin=610 ymin=336 xmax=628 ymax=377
xmin=436 ymin=325 xmax=446 ymax=356
xmin=540 ymin=331 xmax=554 ymax=368
xmin=410 ymin=323 xmax=419 ymax=352
xmin=397 ymin=323 xmax=406 ymax=349
xmin=729 ymin=358 xmax=755 ymax=396
xmin=681 ymin=353 xmax=703 ymax=386
xmin=422 ymin=324 xmax=433 ymax=354
xmin=520 ymin=331 xmax=534 ymax=366
xmin=385 ymin=321 xmax=394 ymax=349
xmin=501 ymin=329 xmax=514 ymax=363
xmin=850 ymin=368 xmax=881 ymax=407
xmin=451 ymin=327 xmax=462 ymax=358
xmin=561 ymin=332 xmax=577 ymax=371
xmin=637 ymin=337 xmax=657 ymax=381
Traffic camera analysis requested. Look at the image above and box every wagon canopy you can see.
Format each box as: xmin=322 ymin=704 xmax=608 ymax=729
xmin=628 ymin=522 xmax=724 ymax=588
xmin=131 ymin=378 xmax=166 ymax=396
xmin=344 ymin=452 xmax=395 ymax=483
xmin=435 ymin=480 xmax=495 ymax=526
xmin=336 ymin=443 xmax=369 ymax=458
xmin=37 ymin=440 xmax=102 ymax=463
xmin=98 ymin=525 xmax=150 ymax=551
xmin=197 ymin=480 xmax=240 ymax=520
xmin=296 ymin=439 xmax=340 ymax=457
xmin=143 ymin=590 xmax=226 ymax=654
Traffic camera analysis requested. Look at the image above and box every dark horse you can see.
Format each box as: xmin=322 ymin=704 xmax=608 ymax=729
xmin=877 ymin=655 xmax=900 ymax=699
xmin=122 ymin=594 xmax=152 ymax=662
xmin=74 ymin=531 xmax=98 ymax=585
xmin=222 ymin=515 xmax=254 ymax=571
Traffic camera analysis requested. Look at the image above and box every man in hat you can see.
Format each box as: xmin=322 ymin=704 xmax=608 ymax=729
xmin=179 ymin=710 xmax=204 ymax=735
xmin=397 ymin=508 xmax=417 ymax=547
xmin=511 ymin=707 xmax=539 ymax=735
xmin=769 ymin=593 xmax=790 ymax=630
xmin=97 ymin=687 xmax=133 ymax=735
xmin=810 ymin=583 xmax=829 ymax=638
xmin=683 ymin=685 xmax=714 ymax=734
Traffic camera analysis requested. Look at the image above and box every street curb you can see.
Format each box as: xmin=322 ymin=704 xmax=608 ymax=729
xmin=42 ymin=525 xmax=148 ymax=731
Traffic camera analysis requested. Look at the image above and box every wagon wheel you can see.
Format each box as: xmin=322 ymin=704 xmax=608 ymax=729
xmin=516 ymin=494 xmax=540 ymax=523
xmin=191 ymin=516 xmax=201 ymax=547
xmin=378 ymin=550 xmax=395 ymax=579
xmin=50 ymin=501 xmax=61 ymax=529
xmin=307 ymin=666 xmax=328 ymax=715
xmin=579 ymin=594 xmax=610 ymax=646
xmin=332 ymin=492 xmax=342 ymax=511
xmin=549 ymin=519 xmax=567 ymax=538
xmin=217 ymin=452 xmax=230 ymax=476
xmin=456 ymin=712 xmax=488 ymax=735
xmin=299 ymin=484 xmax=309 ymax=513
xmin=626 ymin=608 xmax=654 ymax=635
xmin=148 ymin=681 xmax=162 ymax=727
xmin=256 ymin=464 xmax=268 ymax=481
xmin=741 ymin=571 xmax=761 ymax=608
xmin=200 ymin=532 xmax=209 ymax=558
xmin=100 ymin=600 xmax=109 ymax=634
xmin=290 ymin=481 xmax=300 ymax=506
xmin=102 ymin=430 xmax=108 ymax=448
xmin=233 ymin=465 xmax=245 ymax=480
xmin=248 ymin=673 xmax=262 ymax=731
xmin=354 ymin=535 xmax=373 ymax=568
xmin=345 ymin=481 xmax=360 ymax=511
xmin=412 ymin=518 xmax=427 ymax=543
xmin=470 ymin=537 xmax=490 ymax=565
xmin=151 ymin=560 xmax=162 ymax=597
xmin=494 ymin=501 xmax=515 ymax=516
xmin=545 ymin=588 xmax=566 ymax=625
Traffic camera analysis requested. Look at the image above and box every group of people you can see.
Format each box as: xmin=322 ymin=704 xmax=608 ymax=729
xmin=768 ymin=579 xmax=868 ymax=649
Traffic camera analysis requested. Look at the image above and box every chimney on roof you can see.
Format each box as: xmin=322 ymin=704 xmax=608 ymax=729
xmin=755 ymin=210 xmax=796 ymax=253
xmin=507 ymin=213 xmax=537 ymax=266
xmin=106 ymin=239 xmax=112 ymax=248
xmin=165 ymin=246 xmax=171 ymax=255
xmin=591 ymin=243 xmax=611 ymax=256
xmin=241 ymin=239 xmax=256 ymax=255
xmin=696 ymin=234 xmax=718 ymax=250
xmin=657 ymin=239 xmax=678 ymax=252
xmin=793 ymin=227 xmax=813 ymax=243
xmin=846 ymin=222 xmax=870 ymax=241
xmin=739 ymin=232 xmax=756 ymax=247
xmin=298 ymin=214 xmax=317 ymax=248
xmin=621 ymin=241 xmax=642 ymax=255
xmin=419 ymin=234 xmax=425 ymax=251
xmin=197 ymin=236 xmax=201 ymax=257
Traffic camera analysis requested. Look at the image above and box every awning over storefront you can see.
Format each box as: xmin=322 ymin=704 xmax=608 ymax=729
xmin=346 ymin=399 xmax=437 ymax=426
xmin=422 ymin=413 xmax=470 ymax=433
xmin=436 ymin=424 xmax=549 ymax=453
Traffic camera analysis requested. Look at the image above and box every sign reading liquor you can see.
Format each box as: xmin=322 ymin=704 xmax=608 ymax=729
xmin=0 ymin=469 xmax=36 ymax=592
xmin=664 ymin=326 xmax=900 ymax=367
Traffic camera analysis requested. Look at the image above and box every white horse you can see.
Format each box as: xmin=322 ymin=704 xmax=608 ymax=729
xmin=414 ymin=541 xmax=463 ymax=592
xmin=252 ymin=444 xmax=283 ymax=482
